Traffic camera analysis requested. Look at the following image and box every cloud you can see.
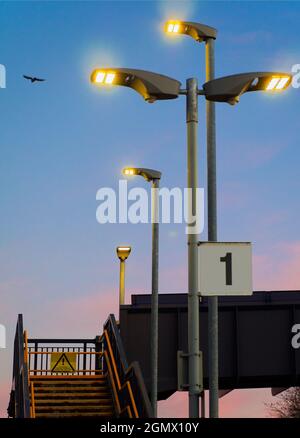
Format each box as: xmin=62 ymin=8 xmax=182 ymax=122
xmin=253 ymin=241 xmax=300 ymax=290
xmin=0 ymin=382 xmax=10 ymax=418
xmin=26 ymin=289 xmax=119 ymax=339
xmin=223 ymin=140 xmax=286 ymax=171
xmin=158 ymin=389 xmax=274 ymax=418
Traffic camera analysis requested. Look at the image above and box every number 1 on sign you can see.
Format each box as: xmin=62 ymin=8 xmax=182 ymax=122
xmin=220 ymin=252 xmax=232 ymax=285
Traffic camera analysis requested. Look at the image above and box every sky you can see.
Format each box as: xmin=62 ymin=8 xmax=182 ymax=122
xmin=1 ymin=0 xmax=300 ymax=418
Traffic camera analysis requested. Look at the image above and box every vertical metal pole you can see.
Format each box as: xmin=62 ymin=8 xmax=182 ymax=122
xmin=119 ymin=260 xmax=125 ymax=310
xmin=186 ymin=78 xmax=200 ymax=418
xmin=200 ymin=391 xmax=205 ymax=418
xmin=150 ymin=178 xmax=160 ymax=417
xmin=206 ymin=38 xmax=219 ymax=418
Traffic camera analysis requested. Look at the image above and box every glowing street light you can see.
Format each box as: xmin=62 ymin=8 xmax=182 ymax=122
xmin=116 ymin=246 xmax=131 ymax=312
xmin=266 ymin=75 xmax=291 ymax=91
xmin=123 ymin=167 xmax=161 ymax=181
xmin=123 ymin=167 xmax=161 ymax=417
xmin=91 ymin=68 xmax=181 ymax=103
xmin=94 ymin=71 xmax=116 ymax=84
xmin=203 ymin=72 xmax=292 ymax=105
xmin=164 ymin=20 xmax=217 ymax=41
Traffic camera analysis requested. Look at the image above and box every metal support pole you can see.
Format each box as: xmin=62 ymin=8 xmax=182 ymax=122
xmin=186 ymin=78 xmax=200 ymax=418
xmin=150 ymin=178 xmax=160 ymax=417
xmin=206 ymin=38 xmax=219 ymax=418
xmin=200 ymin=391 xmax=205 ymax=418
xmin=119 ymin=259 xmax=125 ymax=309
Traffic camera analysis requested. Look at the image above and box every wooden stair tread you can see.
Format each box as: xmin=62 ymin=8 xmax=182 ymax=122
xmin=35 ymin=412 xmax=114 ymax=418
xmin=35 ymin=405 xmax=113 ymax=411
xmin=33 ymin=381 xmax=108 ymax=385
xmin=35 ymin=386 xmax=109 ymax=394
xmin=34 ymin=392 xmax=110 ymax=398
xmin=35 ymin=399 xmax=113 ymax=405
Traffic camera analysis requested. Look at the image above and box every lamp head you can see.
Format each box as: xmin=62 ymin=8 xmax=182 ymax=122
xmin=122 ymin=167 xmax=161 ymax=182
xmin=203 ymin=72 xmax=292 ymax=105
xmin=91 ymin=68 xmax=181 ymax=103
xmin=116 ymin=246 xmax=131 ymax=261
xmin=165 ymin=20 xmax=217 ymax=42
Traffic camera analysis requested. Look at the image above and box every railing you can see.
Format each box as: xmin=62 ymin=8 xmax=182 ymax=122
xmin=9 ymin=313 xmax=152 ymax=418
xmin=7 ymin=314 xmax=30 ymax=418
xmin=102 ymin=314 xmax=153 ymax=418
xmin=26 ymin=338 xmax=103 ymax=376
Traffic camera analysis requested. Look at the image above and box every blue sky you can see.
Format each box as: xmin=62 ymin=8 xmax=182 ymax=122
xmin=0 ymin=0 xmax=300 ymax=417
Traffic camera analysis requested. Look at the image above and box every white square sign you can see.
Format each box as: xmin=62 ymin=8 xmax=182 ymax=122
xmin=198 ymin=242 xmax=252 ymax=296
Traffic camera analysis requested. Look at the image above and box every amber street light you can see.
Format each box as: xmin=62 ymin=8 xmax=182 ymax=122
xmin=116 ymin=246 xmax=131 ymax=313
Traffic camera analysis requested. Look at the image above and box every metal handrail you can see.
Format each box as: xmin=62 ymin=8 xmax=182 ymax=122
xmin=8 ymin=315 xmax=31 ymax=418
xmin=9 ymin=314 xmax=152 ymax=418
xmin=30 ymin=382 xmax=35 ymax=418
xmin=103 ymin=314 xmax=153 ymax=418
xmin=104 ymin=350 xmax=123 ymax=416
xmin=102 ymin=330 xmax=136 ymax=417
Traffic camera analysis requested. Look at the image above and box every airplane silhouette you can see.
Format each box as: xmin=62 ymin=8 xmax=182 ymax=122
xmin=23 ymin=75 xmax=45 ymax=83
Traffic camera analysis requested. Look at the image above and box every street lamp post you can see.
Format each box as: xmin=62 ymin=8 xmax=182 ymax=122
xmin=186 ymin=77 xmax=202 ymax=418
xmin=123 ymin=167 xmax=161 ymax=417
xmin=165 ymin=19 xmax=219 ymax=418
xmin=91 ymin=67 xmax=292 ymax=419
xmin=116 ymin=246 xmax=131 ymax=315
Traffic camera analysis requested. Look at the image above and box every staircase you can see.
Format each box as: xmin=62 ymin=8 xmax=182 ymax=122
xmin=9 ymin=314 xmax=152 ymax=419
xmin=31 ymin=375 xmax=114 ymax=418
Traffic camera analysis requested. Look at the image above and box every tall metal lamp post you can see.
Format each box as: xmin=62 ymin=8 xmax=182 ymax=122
xmin=122 ymin=167 xmax=161 ymax=417
xmin=165 ymin=19 xmax=219 ymax=417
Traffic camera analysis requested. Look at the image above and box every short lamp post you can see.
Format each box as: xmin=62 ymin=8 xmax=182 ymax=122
xmin=116 ymin=246 xmax=131 ymax=314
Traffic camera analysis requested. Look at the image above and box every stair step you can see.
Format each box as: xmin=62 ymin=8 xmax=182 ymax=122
xmin=35 ymin=399 xmax=113 ymax=405
xmin=34 ymin=388 xmax=109 ymax=394
xmin=34 ymin=392 xmax=110 ymax=398
xmin=35 ymin=412 xmax=114 ymax=418
xmin=30 ymin=374 xmax=107 ymax=382
xmin=35 ymin=405 xmax=112 ymax=412
xmin=33 ymin=380 xmax=106 ymax=386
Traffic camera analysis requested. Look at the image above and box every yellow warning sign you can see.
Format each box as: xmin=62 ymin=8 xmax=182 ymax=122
xmin=50 ymin=352 xmax=77 ymax=373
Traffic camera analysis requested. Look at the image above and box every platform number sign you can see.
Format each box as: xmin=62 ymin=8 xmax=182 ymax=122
xmin=198 ymin=242 xmax=252 ymax=296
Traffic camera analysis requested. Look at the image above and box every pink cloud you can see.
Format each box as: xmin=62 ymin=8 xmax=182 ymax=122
xmin=253 ymin=241 xmax=300 ymax=290
xmin=158 ymin=389 xmax=275 ymax=418
xmin=0 ymin=382 xmax=10 ymax=418
xmin=26 ymin=289 xmax=119 ymax=338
